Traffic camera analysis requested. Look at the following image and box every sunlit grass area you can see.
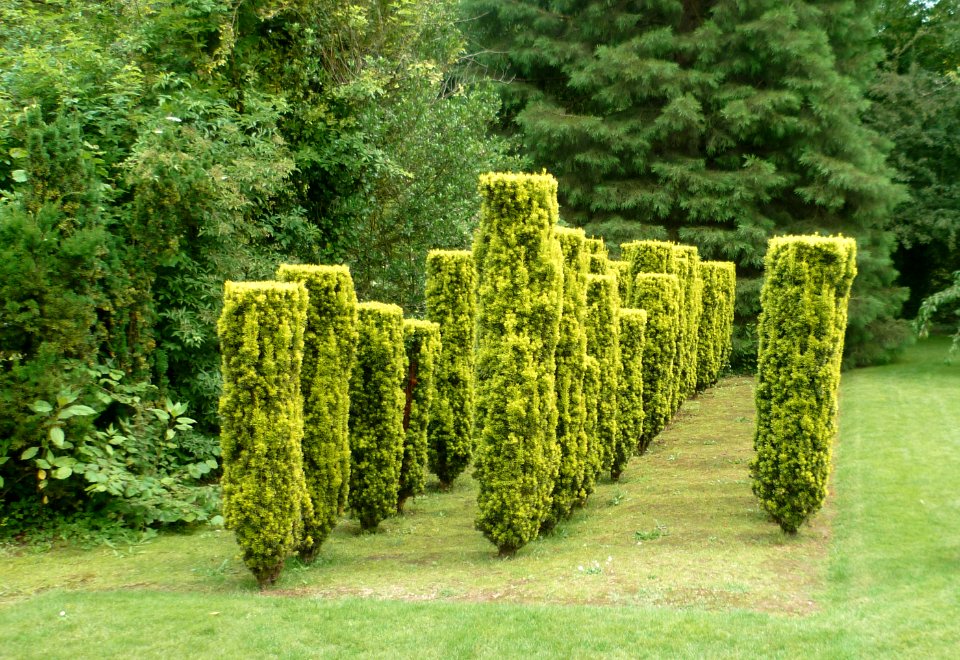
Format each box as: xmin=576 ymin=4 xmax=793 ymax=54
xmin=1 ymin=338 xmax=957 ymax=657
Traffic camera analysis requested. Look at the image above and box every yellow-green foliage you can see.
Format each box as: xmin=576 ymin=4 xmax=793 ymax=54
xmin=398 ymin=319 xmax=440 ymax=513
xmin=586 ymin=273 xmax=621 ymax=480
xmin=473 ymin=172 xmax=563 ymax=556
xmin=218 ymin=281 xmax=311 ymax=588
xmin=545 ymin=226 xmax=590 ymax=530
xmin=425 ymin=250 xmax=477 ymax=488
xmin=633 ymin=274 xmax=681 ymax=453
xmin=581 ymin=354 xmax=602 ymax=497
xmin=697 ymin=262 xmax=737 ymax=391
xmin=617 ymin=308 xmax=647 ymax=462
xmin=751 ymin=236 xmax=857 ymax=534
xmin=349 ymin=302 xmax=406 ymax=531
xmin=585 ymin=237 xmax=610 ymax=275
xmin=673 ymin=245 xmax=703 ymax=403
xmin=621 ymin=240 xmax=677 ymax=301
xmin=610 ymin=260 xmax=632 ymax=305
xmin=276 ymin=264 xmax=358 ymax=561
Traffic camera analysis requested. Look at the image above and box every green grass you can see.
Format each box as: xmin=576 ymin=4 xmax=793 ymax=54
xmin=1 ymin=338 xmax=957 ymax=657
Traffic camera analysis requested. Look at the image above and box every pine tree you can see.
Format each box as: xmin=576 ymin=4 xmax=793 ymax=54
xmin=464 ymin=0 xmax=907 ymax=365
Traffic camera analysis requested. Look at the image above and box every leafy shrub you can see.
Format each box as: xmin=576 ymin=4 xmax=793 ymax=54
xmin=276 ymin=264 xmax=359 ymax=561
xmin=399 ymin=319 xmax=441 ymax=513
xmin=544 ymin=227 xmax=590 ymax=530
xmin=618 ymin=309 xmax=647 ymax=461
xmin=697 ymin=262 xmax=737 ymax=390
xmin=585 ymin=237 xmax=610 ymax=275
xmin=610 ymin=260 xmax=632 ymax=305
xmin=915 ymin=270 xmax=960 ymax=357
xmin=349 ymin=302 xmax=406 ymax=532
xmin=751 ymin=236 xmax=857 ymax=534
xmin=218 ymin=281 xmax=311 ymax=588
xmin=425 ymin=250 xmax=477 ymax=488
xmin=581 ymin=354 xmax=602 ymax=496
xmin=633 ymin=274 xmax=681 ymax=452
xmin=620 ymin=240 xmax=678 ymax=298
xmin=586 ymin=274 xmax=621 ymax=479
xmin=473 ymin=172 xmax=563 ymax=556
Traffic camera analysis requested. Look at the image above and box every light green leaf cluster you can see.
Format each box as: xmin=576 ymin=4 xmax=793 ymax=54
xmin=276 ymin=264 xmax=358 ymax=561
xmin=697 ymin=261 xmax=737 ymax=390
xmin=751 ymin=235 xmax=857 ymax=533
xmin=673 ymin=245 xmax=703 ymax=405
xmin=544 ymin=226 xmax=590 ymax=530
xmin=632 ymin=274 xmax=681 ymax=453
xmin=609 ymin=260 xmax=632 ymax=306
xmin=398 ymin=319 xmax=441 ymax=513
xmin=621 ymin=240 xmax=678 ymax=296
xmin=217 ymin=281 xmax=311 ymax=588
xmin=618 ymin=308 xmax=647 ymax=460
xmin=473 ymin=172 xmax=564 ymax=556
xmin=586 ymin=273 xmax=621 ymax=480
xmin=349 ymin=302 xmax=407 ymax=531
xmin=581 ymin=354 xmax=602 ymax=495
xmin=425 ymin=250 xmax=477 ymax=488
xmin=585 ymin=237 xmax=610 ymax=275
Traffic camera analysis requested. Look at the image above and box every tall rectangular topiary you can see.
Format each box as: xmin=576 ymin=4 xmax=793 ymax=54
xmin=544 ymin=226 xmax=590 ymax=530
xmin=751 ymin=236 xmax=857 ymax=533
xmin=673 ymin=245 xmax=703 ymax=403
xmin=585 ymin=236 xmax=610 ymax=275
xmin=473 ymin=172 xmax=564 ymax=556
xmin=696 ymin=261 xmax=737 ymax=391
xmin=610 ymin=260 xmax=632 ymax=306
xmin=398 ymin=319 xmax=441 ymax=513
xmin=621 ymin=240 xmax=677 ymax=302
xmin=218 ymin=281 xmax=311 ymax=588
xmin=617 ymin=308 xmax=647 ymax=473
xmin=425 ymin=250 xmax=477 ymax=489
xmin=349 ymin=302 xmax=406 ymax=532
xmin=632 ymin=274 xmax=681 ymax=453
xmin=276 ymin=264 xmax=358 ymax=562
xmin=586 ymin=273 xmax=621 ymax=480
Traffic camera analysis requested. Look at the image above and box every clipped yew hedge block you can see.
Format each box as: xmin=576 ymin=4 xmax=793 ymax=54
xmin=751 ymin=236 xmax=857 ymax=534
xmin=473 ymin=172 xmax=563 ymax=556
xmin=632 ymin=273 xmax=681 ymax=452
xmin=425 ymin=249 xmax=477 ymax=489
xmin=218 ymin=281 xmax=311 ymax=588
xmin=672 ymin=244 xmax=703 ymax=405
xmin=620 ymin=240 xmax=678 ymax=304
xmin=697 ymin=261 xmax=737 ymax=391
xmin=617 ymin=308 xmax=647 ymax=465
xmin=546 ymin=226 xmax=590 ymax=530
xmin=610 ymin=260 xmax=632 ymax=306
xmin=398 ymin=319 xmax=441 ymax=513
xmin=348 ymin=302 xmax=406 ymax=532
xmin=586 ymin=273 xmax=621 ymax=480
xmin=585 ymin=236 xmax=610 ymax=275
xmin=276 ymin=264 xmax=358 ymax=561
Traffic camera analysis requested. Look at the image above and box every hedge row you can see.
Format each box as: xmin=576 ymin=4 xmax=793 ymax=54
xmin=697 ymin=262 xmax=737 ymax=391
xmin=586 ymin=273 xmax=621 ymax=481
xmin=473 ymin=172 xmax=563 ymax=557
xmin=616 ymin=309 xmax=647 ymax=474
xmin=751 ymin=236 xmax=857 ymax=534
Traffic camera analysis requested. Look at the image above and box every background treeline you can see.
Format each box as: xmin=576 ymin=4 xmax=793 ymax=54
xmin=0 ymin=0 xmax=511 ymax=527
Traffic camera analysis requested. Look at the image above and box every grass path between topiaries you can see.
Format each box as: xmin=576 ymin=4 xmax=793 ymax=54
xmin=1 ymin=338 xmax=957 ymax=657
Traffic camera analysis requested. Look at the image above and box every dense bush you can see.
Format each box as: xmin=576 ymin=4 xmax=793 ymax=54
xmin=610 ymin=260 xmax=632 ymax=306
xmin=349 ymin=302 xmax=406 ymax=532
xmin=632 ymin=274 xmax=681 ymax=452
xmin=398 ymin=319 xmax=441 ymax=513
xmin=697 ymin=262 xmax=737 ymax=390
xmin=673 ymin=245 xmax=703 ymax=403
xmin=586 ymin=274 xmax=621 ymax=479
xmin=545 ymin=227 xmax=590 ymax=530
xmin=617 ymin=309 xmax=647 ymax=461
xmin=425 ymin=250 xmax=477 ymax=489
xmin=585 ymin=237 xmax=610 ymax=275
xmin=218 ymin=281 xmax=311 ymax=588
xmin=473 ymin=172 xmax=563 ymax=556
xmin=276 ymin=264 xmax=358 ymax=561
xmin=621 ymin=241 xmax=678 ymax=301
xmin=751 ymin=236 xmax=857 ymax=534
xmin=581 ymin=354 xmax=602 ymax=497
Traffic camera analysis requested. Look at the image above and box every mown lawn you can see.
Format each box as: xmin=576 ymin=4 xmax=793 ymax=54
xmin=1 ymin=338 xmax=957 ymax=657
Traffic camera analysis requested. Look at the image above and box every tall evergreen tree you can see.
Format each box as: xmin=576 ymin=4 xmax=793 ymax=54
xmin=464 ymin=0 xmax=907 ymax=365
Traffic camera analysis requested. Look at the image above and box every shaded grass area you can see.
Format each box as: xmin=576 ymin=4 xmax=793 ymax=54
xmin=1 ymin=338 xmax=958 ymax=657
